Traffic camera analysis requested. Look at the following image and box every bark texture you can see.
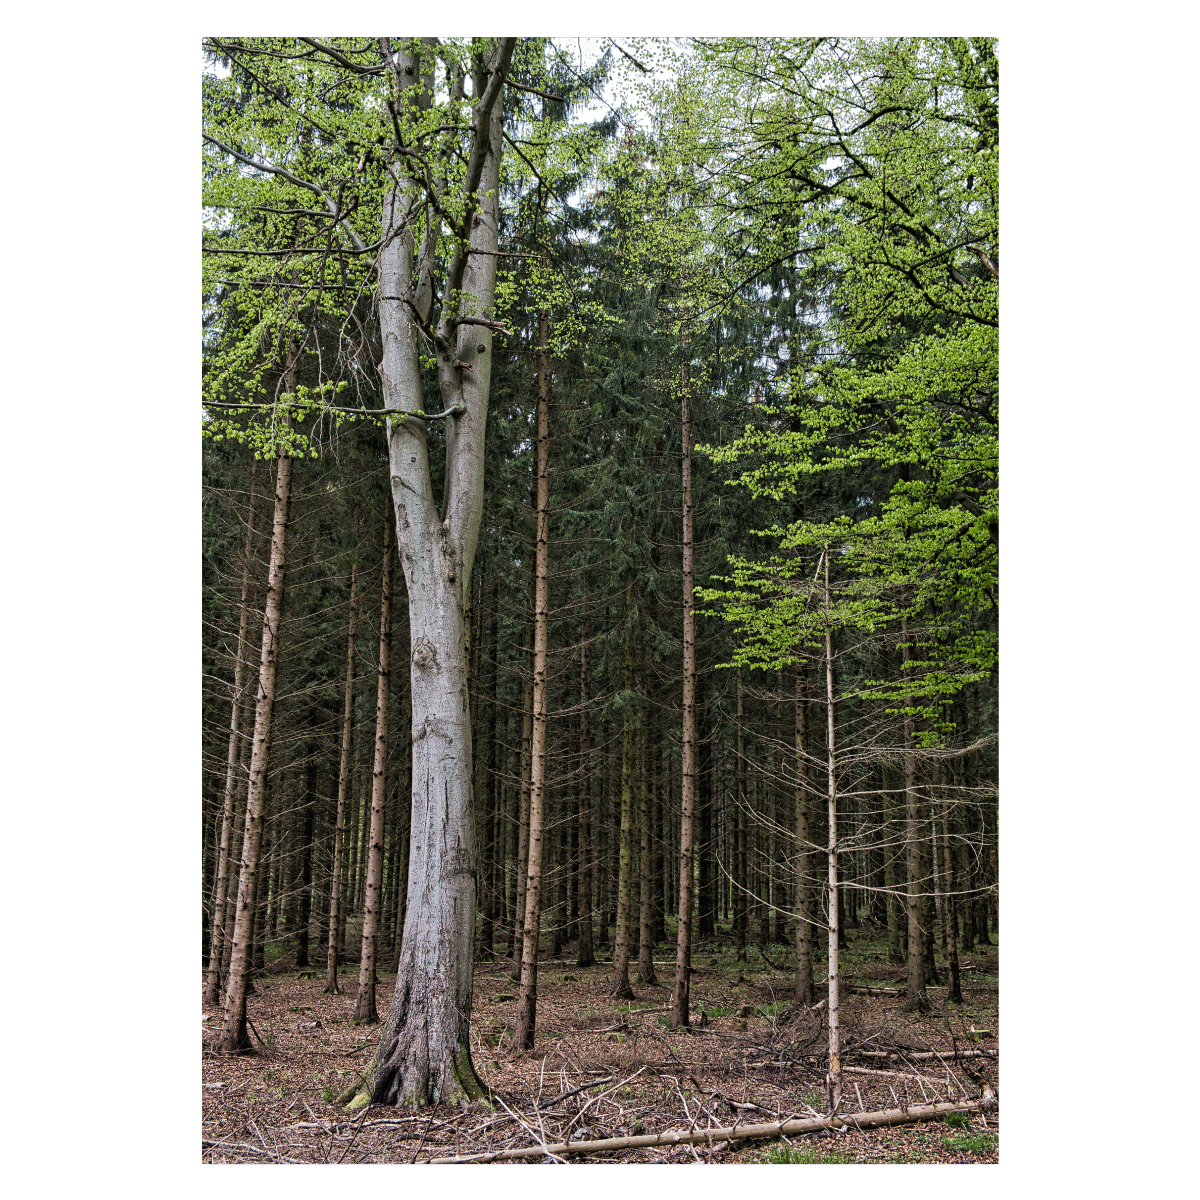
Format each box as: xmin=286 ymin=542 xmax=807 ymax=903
xmin=793 ymin=664 xmax=815 ymax=1006
xmin=324 ymin=553 xmax=359 ymax=993
xmin=216 ymin=450 xmax=293 ymax=1054
xmin=365 ymin=36 xmax=515 ymax=1109
xmin=671 ymin=350 xmax=696 ymax=1029
xmin=575 ymin=602 xmax=596 ymax=968
xmin=205 ymin=462 xmax=260 ymax=1006
xmin=515 ymin=290 xmax=552 ymax=1049
xmin=354 ymin=512 xmax=394 ymax=1023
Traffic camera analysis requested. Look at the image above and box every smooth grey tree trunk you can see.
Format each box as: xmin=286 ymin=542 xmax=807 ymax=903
xmin=362 ymin=37 xmax=515 ymax=1110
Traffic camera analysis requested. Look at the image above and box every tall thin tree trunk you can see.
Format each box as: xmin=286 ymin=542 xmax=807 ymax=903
xmin=901 ymin=617 xmax=930 ymax=1012
xmin=294 ymin=760 xmax=316 ymax=967
xmin=940 ymin=758 xmax=964 ymax=1003
xmin=671 ymin=345 xmax=696 ymax=1029
xmin=823 ymin=550 xmax=842 ymax=1115
xmin=794 ymin=663 xmax=815 ymax=1006
xmin=216 ymin=445 xmax=294 ymax=1055
xmin=355 ymin=510 xmax=394 ymax=1023
xmin=479 ymin=575 xmax=499 ymax=961
xmin=510 ymin=570 xmax=535 ymax=976
xmin=883 ymin=762 xmax=905 ymax=965
xmin=205 ymin=462 xmax=260 ymax=1006
xmin=735 ymin=665 xmax=747 ymax=962
xmin=576 ymin=600 xmax=596 ymax=967
xmin=610 ymin=582 xmax=636 ymax=1000
xmin=637 ymin=708 xmax=657 ymax=985
xmin=516 ymin=292 xmax=552 ymax=1048
xmin=325 ymin=548 xmax=359 ymax=992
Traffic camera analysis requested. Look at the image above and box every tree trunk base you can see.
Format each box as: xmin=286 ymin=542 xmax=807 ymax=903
xmin=371 ymin=1038 xmax=490 ymax=1110
xmin=901 ymin=989 xmax=931 ymax=1014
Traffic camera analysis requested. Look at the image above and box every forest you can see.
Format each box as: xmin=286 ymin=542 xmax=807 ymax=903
xmin=201 ymin=36 xmax=999 ymax=1165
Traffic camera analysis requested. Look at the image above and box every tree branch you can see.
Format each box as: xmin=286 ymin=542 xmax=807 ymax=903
xmin=965 ymin=245 xmax=999 ymax=278
xmin=202 ymin=135 xmax=368 ymax=253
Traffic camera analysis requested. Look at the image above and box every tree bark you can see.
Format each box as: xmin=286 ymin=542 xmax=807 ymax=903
xmin=823 ymin=550 xmax=842 ymax=1114
xmin=205 ymin=461 xmax=260 ymax=1006
xmin=610 ymin=582 xmax=636 ymax=1000
xmin=793 ymin=663 xmax=815 ymax=1006
xmin=735 ymin=665 xmax=747 ymax=961
xmin=354 ymin=509 xmax=394 ymax=1023
xmin=940 ymin=758 xmax=964 ymax=1003
xmin=478 ymin=575 xmax=499 ymax=960
xmin=637 ymin=706 xmax=657 ymax=985
xmin=510 ymin=566 xmax=535 ymax=975
xmin=324 ymin=547 xmax=359 ymax=992
xmin=216 ymin=447 xmax=293 ymax=1054
xmin=671 ymin=346 xmax=696 ymax=1029
xmin=366 ymin=36 xmax=516 ymax=1109
xmin=575 ymin=600 xmax=596 ymax=968
xmin=515 ymin=283 xmax=552 ymax=1049
xmin=901 ymin=617 xmax=930 ymax=1013
xmin=293 ymin=761 xmax=316 ymax=967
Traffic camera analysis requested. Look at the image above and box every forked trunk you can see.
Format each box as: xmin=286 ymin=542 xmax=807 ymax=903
xmin=363 ymin=36 xmax=515 ymax=1109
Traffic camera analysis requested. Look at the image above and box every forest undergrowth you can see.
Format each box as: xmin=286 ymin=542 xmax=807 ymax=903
xmin=201 ymin=927 xmax=998 ymax=1164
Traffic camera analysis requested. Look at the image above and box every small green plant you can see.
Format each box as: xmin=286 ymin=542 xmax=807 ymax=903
xmin=942 ymin=1111 xmax=970 ymax=1128
xmin=759 ymin=1144 xmax=854 ymax=1164
xmin=321 ymin=1086 xmax=334 ymax=1103
xmin=942 ymin=1132 xmax=998 ymax=1155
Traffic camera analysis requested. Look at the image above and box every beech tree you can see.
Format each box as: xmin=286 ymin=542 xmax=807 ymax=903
xmin=360 ymin=35 xmax=516 ymax=1108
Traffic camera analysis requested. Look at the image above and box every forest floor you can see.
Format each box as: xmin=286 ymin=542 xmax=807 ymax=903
xmin=202 ymin=927 xmax=998 ymax=1165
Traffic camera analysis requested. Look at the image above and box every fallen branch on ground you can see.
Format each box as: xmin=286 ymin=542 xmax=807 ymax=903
xmin=857 ymin=1048 xmax=996 ymax=1062
xmin=426 ymin=1098 xmax=991 ymax=1163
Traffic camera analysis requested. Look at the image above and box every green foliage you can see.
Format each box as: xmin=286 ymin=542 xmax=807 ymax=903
xmin=942 ymin=1131 xmax=998 ymax=1154
xmin=942 ymin=1111 xmax=970 ymax=1128
xmin=759 ymin=1143 xmax=854 ymax=1164
xmin=652 ymin=37 xmax=1000 ymax=722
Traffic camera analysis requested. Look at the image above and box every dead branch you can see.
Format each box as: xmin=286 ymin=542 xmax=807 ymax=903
xmin=427 ymin=1098 xmax=991 ymax=1162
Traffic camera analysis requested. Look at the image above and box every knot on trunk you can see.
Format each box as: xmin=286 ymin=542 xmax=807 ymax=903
xmin=412 ymin=636 xmax=439 ymax=673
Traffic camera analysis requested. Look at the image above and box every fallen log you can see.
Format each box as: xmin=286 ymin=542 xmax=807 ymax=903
xmin=426 ymin=1098 xmax=990 ymax=1163
xmin=845 ymin=984 xmax=905 ymax=997
xmin=857 ymin=1048 xmax=996 ymax=1062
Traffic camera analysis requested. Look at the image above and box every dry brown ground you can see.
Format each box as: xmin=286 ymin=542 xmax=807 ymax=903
xmin=202 ymin=931 xmax=998 ymax=1165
